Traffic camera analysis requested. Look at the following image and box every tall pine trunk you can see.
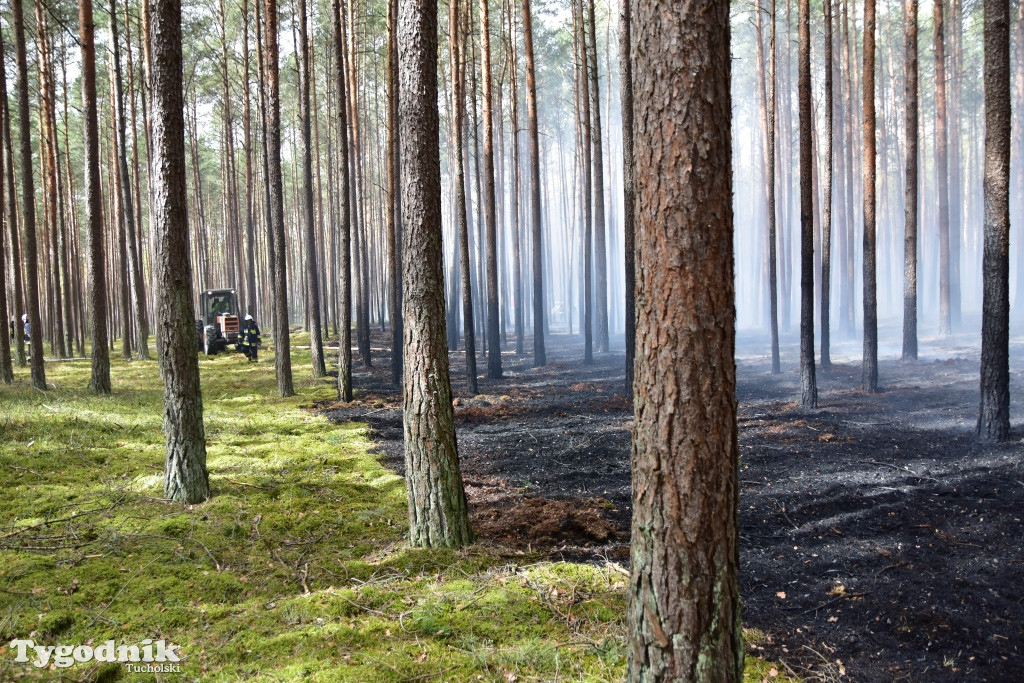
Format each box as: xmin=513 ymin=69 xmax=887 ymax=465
xmin=521 ymin=0 xmax=545 ymax=367
xmin=863 ymin=0 xmax=878 ymax=393
xmin=977 ymin=0 xmax=1011 ymax=442
xmin=479 ymin=0 xmax=502 ymax=380
xmin=935 ymin=0 xmax=952 ymax=336
xmin=586 ymin=0 xmax=608 ymax=354
xmin=798 ymin=0 xmax=817 ymax=408
xmin=903 ymin=0 xmax=919 ymax=360
xmin=264 ymin=0 xmax=294 ymax=397
xmin=148 ymin=0 xmax=211 ymax=504
xmin=821 ymin=0 xmax=834 ymax=371
xmin=11 ymin=0 xmax=46 ymax=390
xmin=627 ymin=0 xmax=742 ymax=676
xmin=333 ymin=0 xmax=353 ymax=402
xmin=399 ymin=0 xmax=473 ymax=548
xmin=619 ymin=0 xmax=633 ymax=392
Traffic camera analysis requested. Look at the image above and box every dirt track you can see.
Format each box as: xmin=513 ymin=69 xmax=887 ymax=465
xmin=324 ymin=328 xmax=1024 ymax=682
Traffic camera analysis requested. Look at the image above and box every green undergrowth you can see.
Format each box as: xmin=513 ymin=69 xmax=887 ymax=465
xmin=0 ymin=335 xmax=791 ymax=681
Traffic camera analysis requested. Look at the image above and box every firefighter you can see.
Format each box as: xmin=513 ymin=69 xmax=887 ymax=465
xmin=239 ymin=314 xmax=261 ymax=362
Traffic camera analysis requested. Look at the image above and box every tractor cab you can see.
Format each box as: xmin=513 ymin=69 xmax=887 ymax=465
xmin=196 ymin=288 xmax=241 ymax=355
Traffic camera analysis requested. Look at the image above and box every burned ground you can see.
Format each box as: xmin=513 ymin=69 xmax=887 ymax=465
xmin=324 ymin=330 xmax=1023 ymax=682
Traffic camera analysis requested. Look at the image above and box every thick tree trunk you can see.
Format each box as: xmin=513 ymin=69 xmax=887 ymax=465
xmin=398 ymin=0 xmax=473 ymax=548
xmin=11 ymin=0 xmax=46 ymax=390
xmin=479 ymin=0 xmax=502 ymax=380
xmin=148 ymin=0 xmax=210 ymax=504
xmin=619 ymin=0 xmax=634 ymax=393
xmin=298 ymin=0 xmax=325 ymax=377
xmin=863 ymin=0 xmax=878 ymax=393
xmin=798 ymin=0 xmax=817 ymax=408
xmin=264 ymin=0 xmax=294 ymax=397
xmin=333 ymin=0 xmax=353 ymax=402
xmin=521 ymin=0 xmax=545 ymax=367
xmin=627 ymin=0 xmax=742 ymax=678
xmin=80 ymin=0 xmax=111 ymax=394
xmin=977 ymin=0 xmax=1011 ymax=442
xmin=903 ymin=0 xmax=919 ymax=361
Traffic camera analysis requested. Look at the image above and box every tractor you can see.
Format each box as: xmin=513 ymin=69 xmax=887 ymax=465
xmin=196 ymin=288 xmax=242 ymax=355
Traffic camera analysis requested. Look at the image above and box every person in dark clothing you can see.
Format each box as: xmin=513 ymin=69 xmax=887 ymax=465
xmin=21 ymin=314 xmax=29 ymax=359
xmin=9 ymin=317 xmax=15 ymax=344
xmin=239 ymin=314 xmax=261 ymax=362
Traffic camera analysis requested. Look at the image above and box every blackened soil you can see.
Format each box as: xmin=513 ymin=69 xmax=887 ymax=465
xmin=323 ymin=329 xmax=1024 ymax=681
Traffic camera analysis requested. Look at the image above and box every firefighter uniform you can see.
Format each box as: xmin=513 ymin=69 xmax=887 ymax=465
xmin=239 ymin=315 xmax=261 ymax=362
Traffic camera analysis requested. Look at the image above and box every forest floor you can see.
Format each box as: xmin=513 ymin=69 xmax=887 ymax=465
xmin=327 ymin=325 xmax=1024 ymax=682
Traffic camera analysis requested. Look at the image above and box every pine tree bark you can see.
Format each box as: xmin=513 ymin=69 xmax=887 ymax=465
xmin=627 ymin=0 xmax=742 ymax=677
xmin=479 ymin=0 xmax=502 ymax=380
xmin=521 ymin=0 xmax=545 ymax=367
xmin=298 ymin=0 xmax=325 ymax=377
xmin=11 ymin=0 xmax=46 ymax=390
xmin=903 ymin=0 xmax=919 ymax=361
xmin=798 ymin=0 xmax=817 ymax=408
xmin=333 ymin=0 xmax=353 ymax=402
xmin=977 ymin=0 xmax=1011 ymax=442
xmin=509 ymin=4 xmax=524 ymax=358
xmin=399 ymin=0 xmax=473 ymax=548
xmin=148 ymin=0 xmax=211 ymax=504
xmin=264 ymin=0 xmax=294 ymax=397
xmin=80 ymin=0 xmax=111 ymax=394
xmin=575 ymin=0 xmax=593 ymax=366
xmin=862 ymin=0 xmax=878 ymax=393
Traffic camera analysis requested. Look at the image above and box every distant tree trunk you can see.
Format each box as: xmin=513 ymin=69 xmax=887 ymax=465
xmin=112 ymin=0 xmax=150 ymax=361
xmin=977 ymin=0 xmax=1011 ymax=442
xmin=862 ymin=0 xmax=878 ymax=393
xmin=479 ymin=0 xmax=502 ymax=380
xmin=297 ymin=0 xmax=325 ymax=377
xmin=575 ymin=0 xmax=593 ymax=366
xmin=11 ymin=0 xmax=46 ymax=390
xmin=627 ymin=0 xmax=742 ymax=677
xmin=0 ymin=29 xmax=25 ymax=369
xmin=451 ymin=0 xmax=477 ymax=394
xmin=264 ymin=0 xmax=294 ymax=397
xmin=619 ymin=0 xmax=634 ymax=392
xmin=242 ymin=0 xmax=257 ymax=321
xmin=903 ymin=0 xmax=919 ymax=361
xmin=399 ymin=0 xmax=473 ymax=548
xmin=387 ymin=0 xmax=403 ymax=385
xmin=948 ymin=0 xmax=963 ymax=328
xmin=333 ymin=0 xmax=352 ymax=402
xmin=148 ymin=0 xmax=210 ymax=504
xmin=521 ymin=0 xmax=545 ymax=367
xmin=821 ymin=0 xmax=834 ymax=371
xmin=80 ymin=0 xmax=110 ymax=394
xmin=758 ymin=0 xmax=781 ymax=374
xmin=586 ymin=0 xmax=608 ymax=354
xmin=0 ymin=103 xmax=10 ymax=381
xmin=509 ymin=6 xmax=524 ymax=358
xmin=798 ymin=0 xmax=817 ymax=408
xmin=935 ymin=0 xmax=952 ymax=336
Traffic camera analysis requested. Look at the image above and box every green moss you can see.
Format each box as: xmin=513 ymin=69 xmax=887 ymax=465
xmin=0 ymin=338 xmax=792 ymax=681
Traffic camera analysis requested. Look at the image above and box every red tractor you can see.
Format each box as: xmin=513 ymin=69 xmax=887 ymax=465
xmin=196 ymin=288 xmax=242 ymax=355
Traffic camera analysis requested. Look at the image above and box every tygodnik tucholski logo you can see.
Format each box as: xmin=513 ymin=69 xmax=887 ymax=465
xmin=9 ymin=638 xmax=182 ymax=673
